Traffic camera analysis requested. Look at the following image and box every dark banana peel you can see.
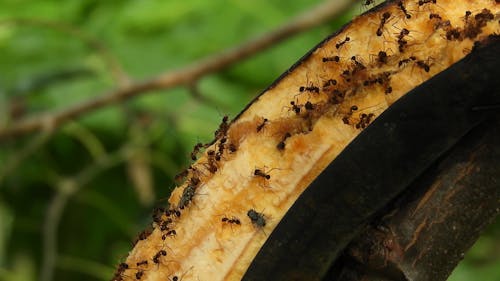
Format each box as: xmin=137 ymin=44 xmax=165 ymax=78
xmin=242 ymin=36 xmax=500 ymax=281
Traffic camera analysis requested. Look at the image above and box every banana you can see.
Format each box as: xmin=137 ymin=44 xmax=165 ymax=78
xmin=113 ymin=1 xmax=499 ymax=280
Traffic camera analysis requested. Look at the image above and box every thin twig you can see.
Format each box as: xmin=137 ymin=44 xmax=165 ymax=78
xmin=40 ymin=146 xmax=130 ymax=281
xmin=0 ymin=0 xmax=356 ymax=141
xmin=0 ymin=18 xmax=130 ymax=86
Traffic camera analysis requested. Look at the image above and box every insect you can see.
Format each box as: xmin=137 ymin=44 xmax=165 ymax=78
xmin=289 ymin=101 xmax=301 ymax=115
xmin=322 ymin=79 xmax=337 ymax=89
xmin=342 ymin=105 xmax=358 ymax=125
xmin=377 ymin=51 xmax=388 ymax=65
xmin=396 ymin=28 xmax=410 ymax=52
xmin=190 ymin=142 xmax=204 ymax=161
xmin=356 ymin=113 xmax=376 ymax=129
xmin=376 ymin=12 xmax=391 ymax=36
xmin=257 ymin=118 xmax=269 ymax=132
xmin=136 ymin=260 xmax=148 ymax=267
xmin=254 ymin=168 xmax=271 ymax=180
xmin=135 ymin=270 xmax=144 ymax=280
xmin=247 ymin=209 xmax=266 ymax=228
xmin=397 ymin=1 xmax=411 ymax=19
xmin=228 ymin=143 xmax=237 ymax=153
xmin=215 ymin=115 xmax=230 ymax=140
xmin=398 ymin=56 xmax=416 ymax=67
xmin=429 ymin=13 xmax=442 ymax=20
xmin=299 ymin=84 xmax=320 ymax=94
xmin=322 ymin=55 xmax=340 ymax=63
xmin=152 ymin=250 xmax=167 ymax=264
xmin=277 ymin=132 xmax=292 ymax=150
xmin=222 ymin=217 xmax=241 ymax=225
xmin=152 ymin=207 xmax=165 ymax=224
xmin=335 ymin=36 xmax=351 ymax=49
xmin=351 ymin=56 xmax=366 ymax=75
xmin=111 ymin=263 xmax=129 ymax=281
xmin=330 ymin=89 xmax=346 ymax=105
xmin=415 ymin=60 xmax=431 ymax=72
xmin=178 ymin=185 xmax=196 ymax=210
xmin=418 ymin=0 xmax=437 ymax=6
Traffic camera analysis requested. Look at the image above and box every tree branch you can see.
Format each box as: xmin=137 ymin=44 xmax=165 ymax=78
xmin=0 ymin=0 xmax=356 ymax=141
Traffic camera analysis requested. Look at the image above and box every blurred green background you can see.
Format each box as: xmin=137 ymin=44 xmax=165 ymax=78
xmin=0 ymin=1 xmax=497 ymax=281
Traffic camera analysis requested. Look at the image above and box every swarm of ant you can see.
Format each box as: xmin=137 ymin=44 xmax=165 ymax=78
xmin=113 ymin=1 xmax=499 ymax=280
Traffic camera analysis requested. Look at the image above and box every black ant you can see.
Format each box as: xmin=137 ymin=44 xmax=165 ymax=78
xmin=277 ymin=132 xmax=292 ymax=150
xmin=397 ymin=1 xmax=411 ymax=19
xmin=322 ymin=79 xmax=337 ymax=89
xmin=228 ymin=143 xmax=237 ymax=153
xmin=351 ymin=56 xmax=366 ymax=74
xmin=160 ymin=218 xmax=173 ymax=231
xmin=165 ymin=208 xmax=181 ymax=218
xmin=289 ymin=101 xmax=301 ymax=115
xmin=376 ymin=51 xmax=388 ymax=65
xmin=396 ymin=28 xmax=410 ymax=52
xmin=152 ymin=250 xmax=167 ymax=264
xmin=112 ymin=263 xmax=129 ymax=281
xmin=257 ymin=118 xmax=268 ymax=132
xmin=222 ymin=217 xmax=241 ymax=225
xmin=418 ymin=0 xmax=436 ymax=6
xmin=247 ymin=209 xmax=266 ymax=228
xmin=136 ymin=260 xmax=148 ymax=267
xmin=385 ymin=86 xmax=393 ymax=94
xmin=376 ymin=12 xmax=391 ymax=36
xmin=152 ymin=207 xmax=165 ymax=224
xmin=215 ymin=115 xmax=229 ymax=140
xmin=135 ymin=270 xmax=145 ymax=280
xmin=174 ymin=169 xmax=189 ymax=183
xmin=356 ymin=113 xmax=376 ymax=129
xmin=322 ymin=55 xmax=340 ymax=63
xmin=299 ymin=85 xmax=320 ymax=94
xmin=342 ymin=105 xmax=358 ymax=125
xmin=398 ymin=56 xmax=416 ymax=67
xmin=190 ymin=142 xmax=204 ymax=161
xmin=429 ymin=13 xmax=442 ymax=20
xmin=415 ymin=60 xmax=431 ymax=72
xmin=304 ymin=101 xmax=314 ymax=111
xmin=336 ymin=36 xmax=351 ymax=49
xmin=254 ymin=168 xmax=271 ymax=180
xmin=206 ymin=150 xmax=218 ymax=173
xmin=330 ymin=89 xmax=346 ymax=105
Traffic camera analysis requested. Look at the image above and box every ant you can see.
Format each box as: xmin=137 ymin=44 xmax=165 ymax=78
xmin=160 ymin=218 xmax=173 ymax=231
xmin=135 ymin=270 xmax=145 ymax=280
xmin=418 ymin=0 xmax=436 ymax=6
xmin=351 ymin=56 xmax=366 ymax=75
xmin=342 ymin=105 xmax=359 ymax=125
xmin=152 ymin=207 xmax=165 ymax=224
xmin=398 ymin=56 xmax=416 ymax=67
xmin=111 ymin=263 xmax=129 ymax=281
xmin=376 ymin=51 xmax=388 ymax=65
xmin=222 ymin=217 xmax=241 ymax=225
xmin=254 ymin=168 xmax=271 ymax=180
xmin=247 ymin=209 xmax=266 ymax=228
xmin=322 ymin=79 xmax=337 ymax=89
xmin=396 ymin=28 xmax=410 ymax=52
xmin=322 ymin=55 xmax=340 ymax=63
xmin=356 ymin=113 xmax=376 ymax=129
xmin=385 ymin=86 xmax=393 ymax=94
xmin=330 ymin=89 xmax=346 ymax=105
xmin=277 ymin=132 xmax=292 ymax=150
xmin=190 ymin=142 xmax=204 ymax=161
xmin=289 ymin=101 xmax=301 ymax=115
xmin=304 ymin=101 xmax=314 ymax=111
xmin=228 ymin=143 xmax=237 ymax=153
xmin=215 ymin=115 xmax=230 ymax=140
xmin=165 ymin=208 xmax=181 ymax=218
xmin=397 ymin=1 xmax=411 ymax=19
xmin=415 ymin=60 xmax=431 ymax=72
xmin=376 ymin=12 xmax=391 ymax=36
xmin=429 ymin=13 xmax=442 ymax=20
xmin=136 ymin=260 xmax=148 ymax=267
xmin=299 ymin=85 xmax=320 ymax=94
xmin=257 ymin=118 xmax=268 ymax=132
xmin=336 ymin=36 xmax=351 ymax=49
xmin=152 ymin=250 xmax=167 ymax=264
xmin=206 ymin=150 xmax=218 ymax=173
